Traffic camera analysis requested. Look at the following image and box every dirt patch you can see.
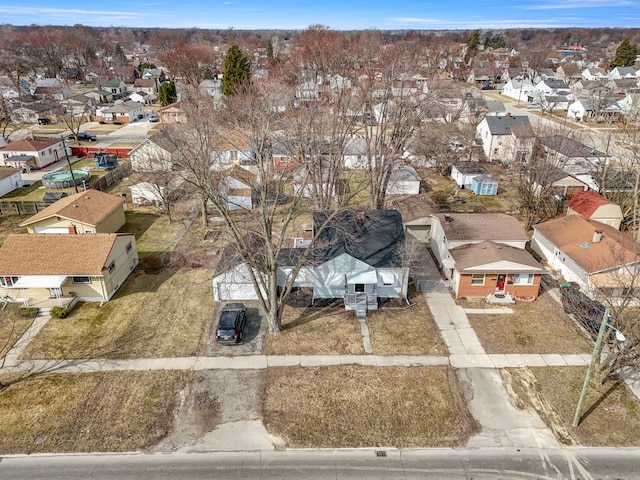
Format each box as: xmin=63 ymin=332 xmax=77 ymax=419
xmin=262 ymin=365 xmax=476 ymax=448
xmin=153 ymin=370 xmax=264 ymax=451
xmin=502 ymin=367 xmax=640 ymax=447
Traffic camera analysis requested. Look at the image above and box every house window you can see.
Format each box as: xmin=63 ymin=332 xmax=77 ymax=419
xmin=126 ymin=242 xmax=132 ymax=254
xmin=354 ymin=283 xmax=365 ymax=292
xmin=108 ymin=261 xmax=116 ymax=273
xmin=513 ymin=274 xmax=534 ymax=285
xmin=72 ymin=276 xmax=91 ymax=284
xmin=0 ymin=276 xmax=18 ymax=287
xmin=470 ymin=274 xmax=485 ymax=286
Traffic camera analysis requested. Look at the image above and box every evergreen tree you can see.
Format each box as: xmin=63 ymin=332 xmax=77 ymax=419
xmin=221 ymin=44 xmax=251 ymax=95
xmin=612 ymin=38 xmax=638 ymax=67
xmin=158 ymin=81 xmax=177 ymax=106
xmin=137 ymin=61 xmax=156 ymax=74
xmin=465 ymin=30 xmax=480 ymax=62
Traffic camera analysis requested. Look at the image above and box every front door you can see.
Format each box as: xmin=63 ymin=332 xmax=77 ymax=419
xmin=496 ymin=274 xmax=506 ymax=292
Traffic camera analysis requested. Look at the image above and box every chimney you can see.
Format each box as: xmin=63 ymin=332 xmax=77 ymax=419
xmin=592 ymin=230 xmax=603 ymax=243
xmin=68 ymin=225 xmax=77 ymax=234
xmin=506 ymin=112 xmax=512 ymax=118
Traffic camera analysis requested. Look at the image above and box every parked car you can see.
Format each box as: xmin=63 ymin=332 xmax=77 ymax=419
xmin=68 ymin=131 xmax=97 ymax=142
xmin=214 ymin=303 xmax=247 ymax=345
xmin=37 ymin=117 xmax=52 ymax=125
xmin=527 ymin=103 xmax=541 ymax=109
xmin=149 ymin=114 xmax=159 ymax=122
xmin=481 ymin=84 xmax=494 ymax=90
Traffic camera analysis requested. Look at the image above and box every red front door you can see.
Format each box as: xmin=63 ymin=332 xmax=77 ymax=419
xmin=496 ymin=274 xmax=506 ymax=292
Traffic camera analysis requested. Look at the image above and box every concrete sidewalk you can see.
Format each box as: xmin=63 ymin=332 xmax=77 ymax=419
xmin=0 ymin=352 xmax=590 ymax=375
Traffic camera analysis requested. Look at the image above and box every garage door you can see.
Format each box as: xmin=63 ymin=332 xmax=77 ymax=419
xmin=214 ymin=282 xmax=259 ymax=302
xmin=34 ymin=226 xmax=70 ymax=234
xmin=405 ymin=225 xmax=431 ymax=242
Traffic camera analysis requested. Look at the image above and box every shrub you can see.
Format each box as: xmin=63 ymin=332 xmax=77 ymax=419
xmin=18 ymin=307 xmax=39 ymax=318
xmin=50 ymin=306 xmax=69 ymax=319
xmin=429 ymin=189 xmax=450 ymax=205
xmin=113 ymin=121 xmax=122 ymax=125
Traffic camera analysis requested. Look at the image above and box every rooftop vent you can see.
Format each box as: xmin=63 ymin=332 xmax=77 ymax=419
xmin=592 ymin=229 xmax=603 ymax=243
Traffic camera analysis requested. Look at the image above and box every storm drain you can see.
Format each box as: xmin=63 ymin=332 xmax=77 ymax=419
xmin=375 ymin=450 xmax=387 ymax=457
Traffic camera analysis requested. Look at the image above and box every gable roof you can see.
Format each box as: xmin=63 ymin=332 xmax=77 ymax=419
xmin=0 ymin=166 xmax=20 ymax=180
xmin=533 ymin=215 xmax=640 ymax=274
xmin=538 ymin=135 xmax=605 ymax=158
xmin=19 ymin=189 xmax=125 ymax=227
xmin=482 ymin=115 xmax=534 ymax=137
xmin=449 ymin=240 xmax=545 ymax=273
xmin=226 ymin=165 xmax=257 ymax=187
xmin=0 ymin=136 xmax=61 ymax=153
xmin=312 ymin=209 xmax=405 ymax=268
xmin=567 ymin=191 xmax=616 ymax=218
xmin=391 ymin=194 xmax=437 ymax=223
xmin=0 ymin=233 xmax=134 ymax=275
xmin=439 ymin=213 xmax=528 ymax=242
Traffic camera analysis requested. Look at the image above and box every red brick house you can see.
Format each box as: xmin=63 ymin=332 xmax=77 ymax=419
xmin=449 ymin=240 xmax=546 ymax=300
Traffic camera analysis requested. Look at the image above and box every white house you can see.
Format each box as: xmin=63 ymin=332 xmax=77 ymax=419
xmin=531 ymin=215 xmax=640 ymax=302
xmin=219 ymin=166 xmax=256 ymax=211
xmin=130 ymin=134 xmax=177 ymax=172
xmin=0 ymin=167 xmax=23 ymax=197
xmin=581 ymin=67 xmax=607 ymax=81
xmin=0 ymin=136 xmax=66 ymax=170
xmin=501 ymin=78 xmax=536 ymax=103
xmin=101 ymin=100 xmax=144 ymax=124
xmin=608 ymin=66 xmax=637 ymax=80
xmin=475 ymin=115 xmax=535 ymax=163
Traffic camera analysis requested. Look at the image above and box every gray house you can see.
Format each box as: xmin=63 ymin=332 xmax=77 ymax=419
xmin=278 ymin=210 xmax=409 ymax=317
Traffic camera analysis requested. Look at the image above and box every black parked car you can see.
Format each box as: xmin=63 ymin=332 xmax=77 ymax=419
xmin=215 ymin=303 xmax=247 ymax=345
xmin=67 ymin=131 xmax=97 ymax=142
xmin=37 ymin=117 xmax=52 ymax=125
xmin=560 ymin=284 xmax=610 ymax=340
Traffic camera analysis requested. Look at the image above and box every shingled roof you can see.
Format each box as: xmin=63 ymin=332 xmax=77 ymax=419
xmin=439 ymin=213 xmax=528 ymax=242
xmin=311 ymin=210 xmax=405 ymax=268
xmin=19 ymin=189 xmax=125 ymax=228
xmin=0 ymin=233 xmax=133 ymax=275
xmin=567 ymin=191 xmax=614 ymax=218
xmin=449 ymin=240 xmax=545 ymax=274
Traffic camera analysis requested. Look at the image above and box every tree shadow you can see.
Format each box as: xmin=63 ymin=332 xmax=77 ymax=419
xmin=579 ymin=380 xmax=622 ymax=424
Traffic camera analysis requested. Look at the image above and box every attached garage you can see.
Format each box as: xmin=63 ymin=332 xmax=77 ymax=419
xmin=405 ymin=224 xmax=431 ymax=242
xmin=212 ymin=263 xmax=264 ymax=302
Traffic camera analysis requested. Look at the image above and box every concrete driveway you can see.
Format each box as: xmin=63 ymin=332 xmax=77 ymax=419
xmin=203 ymin=302 xmax=267 ymax=356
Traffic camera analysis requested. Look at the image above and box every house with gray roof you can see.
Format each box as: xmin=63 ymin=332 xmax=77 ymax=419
xmin=475 ymin=115 xmax=535 ymax=163
xmin=100 ymin=100 xmax=144 ymax=124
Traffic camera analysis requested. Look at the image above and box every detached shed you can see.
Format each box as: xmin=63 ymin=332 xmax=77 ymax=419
xmin=471 ymin=175 xmax=498 ymax=196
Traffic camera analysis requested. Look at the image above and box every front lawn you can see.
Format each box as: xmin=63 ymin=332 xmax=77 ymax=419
xmin=20 ymin=267 xmax=213 ymax=359
xmin=265 ymin=302 xmax=364 ymax=355
xmin=262 ymin=365 xmax=477 ymax=448
xmin=0 ymin=371 xmax=188 ymax=453
xmin=467 ymin=292 xmax=593 ymax=354
xmin=0 ymin=304 xmax=35 ymax=358
xmin=504 ymin=366 xmax=640 ymax=446
xmin=367 ymin=291 xmax=447 ymax=355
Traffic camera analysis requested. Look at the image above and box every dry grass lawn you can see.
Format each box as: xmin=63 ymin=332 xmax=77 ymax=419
xmin=0 ymin=371 xmax=189 ymax=454
xmin=265 ymin=303 xmax=364 ymax=355
xmin=503 ymin=367 xmax=640 ymax=446
xmin=0 ymin=305 xmax=35 ymax=358
xmin=21 ymin=267 xmax=213 ymax=359
xmin=262 ymin=365 xmax=477 ymax=448
xmin=122 ymin=212 xmax=185 ymax=261
xmin=367 ymin=293 xmax=447 ymax=356
xmin=0 ymin=216 xmax=29 ymax=244
xmin=467 ymin=293 xmax=592 ymax=354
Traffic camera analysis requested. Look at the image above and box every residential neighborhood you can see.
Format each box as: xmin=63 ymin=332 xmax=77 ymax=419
xmin=0 ymin=21 xmax=640 ymax=477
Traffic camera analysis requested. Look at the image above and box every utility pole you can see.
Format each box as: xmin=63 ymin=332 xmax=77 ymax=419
xmin=573 ymin=307 xmax=610 ymax=427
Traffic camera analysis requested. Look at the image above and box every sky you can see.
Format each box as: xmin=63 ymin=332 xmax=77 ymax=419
xmin=0 ymin=0 xmax=639 ymax=30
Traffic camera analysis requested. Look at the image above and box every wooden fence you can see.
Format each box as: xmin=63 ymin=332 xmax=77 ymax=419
xmin=0 ymin=163 xmax=132 ymax=217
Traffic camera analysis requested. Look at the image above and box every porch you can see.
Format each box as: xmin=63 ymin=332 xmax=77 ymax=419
xmin=3 ymin=295 xmax=78 ymax=314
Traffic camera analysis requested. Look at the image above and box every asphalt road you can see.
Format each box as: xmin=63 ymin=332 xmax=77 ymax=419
xmin=1 ymin=448 xmax=639 ymax=479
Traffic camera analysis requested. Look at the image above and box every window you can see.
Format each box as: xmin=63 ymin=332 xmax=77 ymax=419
xmin=72 ymin=276 xmax=91 ymax=284
xmin=354 ymin=283 xmax=365 ymax=293
xmin=0 ymin=276 xmax=18 ymax=287
xmin=126 ymin=242 xmax=132 ymax=254
xmin=513 ymin=274 xmax=534 ymax=285
xmin=108 ymin=261 xmax=116 ymax=273
xmin=470 ymin=274 xmax=485 ymax=286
